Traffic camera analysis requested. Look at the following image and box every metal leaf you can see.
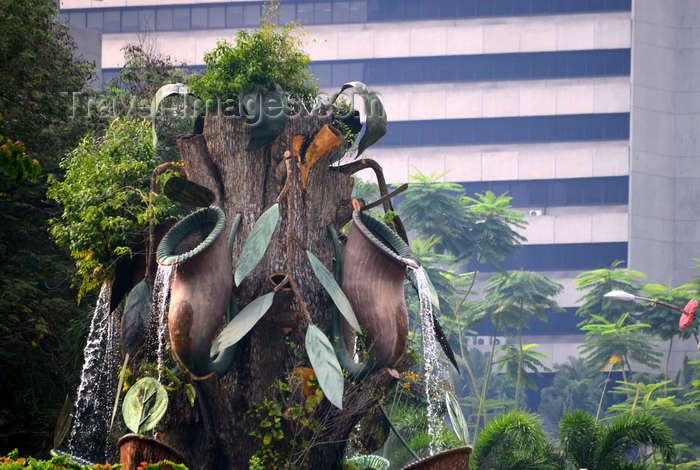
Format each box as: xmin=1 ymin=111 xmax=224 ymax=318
xmin=185 ymin=383 xmax=197 ymax=407
xmin=53 ymin=395 xmax=73 ymax=449
xmin=306 ymin=325 xmax=344 ymax=409
xmin=122 ymin=377 xmax=168 ymax=434
xmin=151 ymin=83 xmax=190 ymax=147
xmin=306 ymin=250 xmax=361 ymax=332
xmin=235 ymin=203 xmax=280 ymax=286
xmin=445 ymin=390 xmax=470 ymax=445
xmin=210 ymin=291 xmax=276 ymax=356
xmin=328 ymin=82 xmax=386 ymax=158
xmin=244 ymin=90 xmax=289 ymax=151
xmin=164 ymin=177 xmax=216 ymax=207
xmin=432 ymin=311 xmax=460 ymax=374
xmin=121 ymin=278 xmax=152 ymax=355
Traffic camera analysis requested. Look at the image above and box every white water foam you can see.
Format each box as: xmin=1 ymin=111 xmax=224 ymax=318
xmin=68 ymin=282 xmax=120 ymax=463
xmin=152 ymin=265 xmax=174 ymax=382
xmin=408 ymin=263 xmax=445 ymax=456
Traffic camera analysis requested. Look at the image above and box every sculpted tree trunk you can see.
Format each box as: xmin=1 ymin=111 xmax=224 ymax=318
xmin=154 ymin=114 xmax=410 ymax=470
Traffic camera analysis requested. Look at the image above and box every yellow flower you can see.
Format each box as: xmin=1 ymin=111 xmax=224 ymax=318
xmin=609 ymin=355 xmax=623 ymax=364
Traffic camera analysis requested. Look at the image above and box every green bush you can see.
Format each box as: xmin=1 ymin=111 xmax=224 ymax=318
xmin=188 ymin=3 xmax=318 ymax=108
xmin=47 ymin=118 xmax=179 ymax=300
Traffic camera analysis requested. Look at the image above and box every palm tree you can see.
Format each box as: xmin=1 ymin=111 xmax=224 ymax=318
xmin=471 ymin=409 xmax=562 ymax=470
xmin=559 ymin=410 xmax=675 ymax=470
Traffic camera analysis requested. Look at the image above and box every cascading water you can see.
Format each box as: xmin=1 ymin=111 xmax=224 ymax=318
xmin=408 ymin=264 xmax=446 ymax=456
xmin=152 ymin=265 xmax=174 ymax=382
xmin=68 ymin=282 xmax=120 ymax=463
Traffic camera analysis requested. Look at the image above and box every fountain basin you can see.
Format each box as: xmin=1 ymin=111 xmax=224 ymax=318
xmin=400 ymin=446 xmax=472 ymax=470
xmin=118 ymin=434 xmax=191 ymax=470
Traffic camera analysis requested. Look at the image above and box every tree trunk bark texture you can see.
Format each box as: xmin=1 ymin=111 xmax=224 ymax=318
xmin=157 ymin=115 xmax=407 ymax=470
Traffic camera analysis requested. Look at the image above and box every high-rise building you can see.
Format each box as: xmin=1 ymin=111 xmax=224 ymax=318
xmin=59 ymin=0 xmax=700 ymax=374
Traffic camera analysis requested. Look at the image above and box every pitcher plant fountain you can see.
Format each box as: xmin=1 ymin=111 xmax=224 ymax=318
xmin=60 ymin=80 xmax=470 ymax=469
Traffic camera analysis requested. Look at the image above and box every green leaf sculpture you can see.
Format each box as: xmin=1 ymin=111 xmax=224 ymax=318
xmin=243 ymin=90 xmax=289 ymax=151
xmin=306 ymin=250 xmax=361 ymax=332
xmin=122 ymin=377 xmax=169 ymax=434
xmin=327 ymin=82 xmax=386 ymax=159
xmin=150 ymin=83 xmax=191 ymax=147
xmin=210 ymin=291 xmax=276 ymax=356
xmin=422 ymin=266 xmax=440 ymax=311
xmin=121 ymin=278 xmax=153 ymax=355
xmin=305 ymin=325 xmax=344 ymax=410
xmin=235 ymin=203 xmax=280 ymax=286
xmin=164 ymin=176 xmax=216 ymax=207
xmin=445 ymin=390 xmax=469 ymax=445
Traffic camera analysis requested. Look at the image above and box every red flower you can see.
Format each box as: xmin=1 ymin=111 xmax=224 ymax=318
xmin=679 ymin=299 xmax=698 ymax=330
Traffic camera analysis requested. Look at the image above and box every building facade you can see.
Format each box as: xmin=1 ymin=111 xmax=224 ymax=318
xmin=59 ymin=0 xmax=700 ymax=373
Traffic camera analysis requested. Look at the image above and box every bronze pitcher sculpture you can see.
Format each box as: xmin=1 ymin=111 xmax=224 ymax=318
xmin=157 ymin=206 xmax=235 ymax=378
xmin=341 ymin=210 xmax=415 ymax=369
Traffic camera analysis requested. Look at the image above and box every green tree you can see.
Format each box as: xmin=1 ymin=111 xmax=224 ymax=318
xmin=538 ymin=356 xmax=605 ymax=428
xmin=579 ymin=313 xmax=662 ymax=387
xmin=575 ymin=261 xmax=646 ymax=325
xmin=47 ymin=118 xmax=179 ymax=299
xmin=0 ymin=0 xmax=94 ymax=455
xmin=638 ymin=282 xmax=698 ymax=382
xmin=559 ymin=410 xmax=675 ymax=470
xmin=483 ymin=270 xmax=562 ymax=411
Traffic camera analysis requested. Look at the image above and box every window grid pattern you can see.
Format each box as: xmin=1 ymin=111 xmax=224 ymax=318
xmin=378 ymin=114 xmax=630 ymax=147
xmin=310 ymin=50 xmax=631 ymax=86
xmin=461 ymin=176 xmax=629 ymax=207
xmin=476 ymin=242 xmax=628 ymax=272
xmin=61 ymin=0 xmax=632 ymax=32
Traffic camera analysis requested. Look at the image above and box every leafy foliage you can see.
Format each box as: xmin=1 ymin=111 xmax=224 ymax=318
xmin=0 ymin=136 xmax=40 ymax=182
xmin=47 ymin=118 xmax=178 ymax=299
xmin=0 ymin=0 xmax=94 ymax=455
xmin=559 ymin=410 xmax=675 ymax=470
xmin=579 ymin=313 xmax=662 ymax=380
xmin=575 ymin=261 xmax=646 ymax=325
xmin=188 ymin=4 xmax=318 ymax=107
xmin=471 ymin=410 xmax=556 ymax=470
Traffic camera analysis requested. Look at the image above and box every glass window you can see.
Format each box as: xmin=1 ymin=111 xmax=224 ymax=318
xmin=87 ymin=11 xmax=103 ymax=30
xmin=191 ymin=7 xmax=208 ymax=29
xmin=121 ymin=10 xmax=138 ymax=32
xmin=209 ymin=7 xmax=226 ymax=29
xmin=313 ymin=64 xmax=332 ymax=86
xmin=103 ymin=11 xmax=120 ymax=32
xmin=315 ymin=2 xmax=332 ymax=23
xmin=279 ymin=4 xmax=296 ymax=24
xmin=69 ymin=11 xmax=86 ymax=28
xmin=348 ymin=62 xmax=365 ymax=83
xmin=349 ymin=1 xmax=368 ymax=22
xmin=173 ymin=8 xmax=190 ymax=30
xmin=385 ymin=59 xmax=403 ymax=83
xmin=333 ymin=2 xmax=350 ymax=22
xmin=226 ymin=6 xmax=243 ymax=27
xmin=512 ymin=0 xmax=532 ymax=14
xmin=404 ymin=0 xmax=422 ymax=19
xmin=138 ymin=9 xmax=155 ymax=31
xmin=332 ymin=63 xmax=350 ymax=87
xmin=60 ymin=13 xmax=69 ymax=26
xmin=297 ymin=3 xmax=314 ymax=24
xmin=243 ymin=4 xmax=261 ymax=26
xmin=494 ymin=0 xmax=513 ymax=15
xmin=422 ymin=58 xmax=440 ymax=82
xmin=474 ymin=57 xmax=494 ymax=80
xmin=404 ymin=61 xmax=421 ymax=83
xmin=531 ymin=0 xmax=552 ymax=14
xmin=156 ymin=9 xmax=173 ymax=31
xmin=382 ymin=0 xmax=403 ymax=20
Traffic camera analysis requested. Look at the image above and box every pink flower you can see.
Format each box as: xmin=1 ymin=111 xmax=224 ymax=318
xmin=679 ymin=299 xmax=698 ymax=330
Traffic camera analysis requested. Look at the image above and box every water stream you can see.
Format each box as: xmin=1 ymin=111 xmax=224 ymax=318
xmin=408 ymin=264 xmax=445 ymax=456
xmin=68 ymin=282 xmax=120 ymax=463
xmin=152 ymin=265 xmax=174 ymax=382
